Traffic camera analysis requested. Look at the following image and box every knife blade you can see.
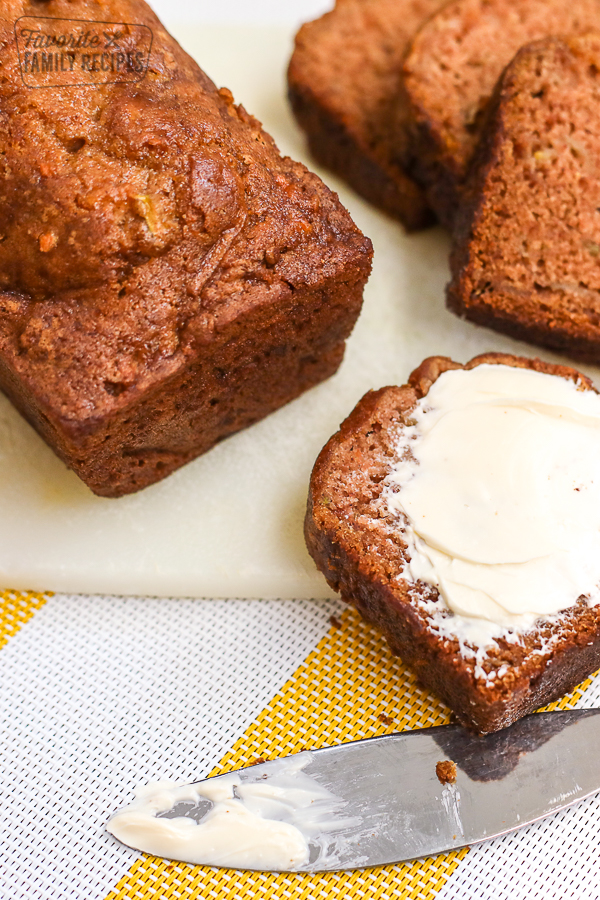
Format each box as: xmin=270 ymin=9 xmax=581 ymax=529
xmin=107 ymin=708 xmax=600 ymax=872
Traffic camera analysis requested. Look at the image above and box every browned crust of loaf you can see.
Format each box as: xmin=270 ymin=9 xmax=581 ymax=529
xmin=396 ymin=80 xmax=463 ymax=231
xmin=400 ymin=0 xmax=493 ymax=228
xmin=305 ymin=353 xmax=600 ymax=734
xmin=447 ymin=35 xmax=600 ymax=364
xmin=288 ymin=76 xmax=432 ymax=231
xmin=400 ymin=13 xmax=485 ymax=230
xmin=287 ymin=0 xmax=439 ymax=231
xmin=4 ymin=274 xmax=367 ymax=497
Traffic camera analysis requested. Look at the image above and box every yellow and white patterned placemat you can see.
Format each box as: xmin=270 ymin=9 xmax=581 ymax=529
xmin=3 ymin=589 xmax=600 ymax=900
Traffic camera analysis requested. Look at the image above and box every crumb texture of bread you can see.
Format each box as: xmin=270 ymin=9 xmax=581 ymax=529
xmin=435 ymin=760 xmax=457 ymax=785
xmin=448 ymin=34 xmax=600 ymax=363
xmin=287 ymin=0 xmax=446 ymax=230
xmin=0 ymin=0 xmax=372 ymax=497
xmin=305 ymin=353 xmax=600 ymax=734
xmin=403 ymin=0 xmax=600 ymax=226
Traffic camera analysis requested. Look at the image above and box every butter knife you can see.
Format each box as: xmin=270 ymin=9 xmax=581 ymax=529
xmin=107 ymin=708 xmax=600 ymax=872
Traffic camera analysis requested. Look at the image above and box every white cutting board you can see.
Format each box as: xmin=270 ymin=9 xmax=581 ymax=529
xmin=3 ymin=23 xmax=598 ymax=600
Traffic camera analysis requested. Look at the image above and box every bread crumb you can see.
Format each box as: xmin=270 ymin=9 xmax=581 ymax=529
xmin=329 ymin=615 xmax=342 ymax=629
xmin=436 ymin=760 xmax=457 ymax=785
xmin=39 ymin=232 xmax=58 ymax=253
xmin=378 ymin=713 xmax=394 ymax=726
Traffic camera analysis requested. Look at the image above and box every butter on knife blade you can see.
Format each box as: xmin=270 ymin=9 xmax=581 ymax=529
xmin=107 ymin=709 xmax=600 ymax=872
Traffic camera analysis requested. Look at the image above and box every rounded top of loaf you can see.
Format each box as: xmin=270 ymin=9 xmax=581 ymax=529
xmin=0 ymin=0 xmax=249 ymax=297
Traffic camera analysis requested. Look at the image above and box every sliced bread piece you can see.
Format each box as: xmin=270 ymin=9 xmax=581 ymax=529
xmin=448 ymin=34 xmax=600 ymax=362
xmin=306 ymin=353 xmax=600 ymax=734
xmin=402 ymin=0 xmax=600 ymax=227
xmin=288 ymin=0 xmax=446 ymax=231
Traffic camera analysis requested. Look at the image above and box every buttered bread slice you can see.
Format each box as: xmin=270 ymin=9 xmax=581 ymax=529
xmin=306 ymin=354 xmax=600 ymax=734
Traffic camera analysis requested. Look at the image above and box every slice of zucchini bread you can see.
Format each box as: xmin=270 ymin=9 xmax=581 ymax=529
xmin=288 ymin=0 xmax=446 ymax=230
xmin=402 ymin=0 xmax=600 ymax=227
xmin=448 ymin=34 xmax=600 ymax=362
xmin=306 ymin=353 xmax=600 ymax=733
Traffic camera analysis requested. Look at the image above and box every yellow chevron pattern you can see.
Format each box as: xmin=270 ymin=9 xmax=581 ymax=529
xmin=106 ymin=605 xmax=595 ymax=900
xmin=0 ymin=589 xmax=49 ymax=650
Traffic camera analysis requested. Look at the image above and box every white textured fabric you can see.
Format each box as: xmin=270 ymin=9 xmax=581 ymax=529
xmin=0 ymin=594 xmax=341 ymax=900
xmin=4 ymin=595 xmax=600 ymax=900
